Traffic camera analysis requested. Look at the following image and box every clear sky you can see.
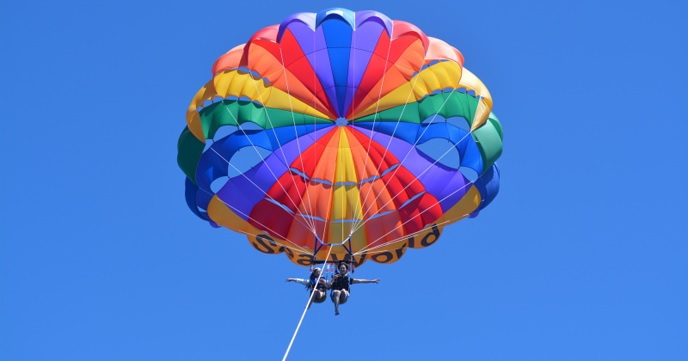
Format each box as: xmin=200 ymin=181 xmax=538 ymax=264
xmin=2 ymin=0 xmax=686 ymax=360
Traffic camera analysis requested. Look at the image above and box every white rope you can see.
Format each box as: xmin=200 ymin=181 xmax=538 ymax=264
xmin=351 ymin=152 xmax=483 ymax=254
xmin=352 ymin=86 xmax=466 ymax=233
xmin=350 ymin=28 xmax=395 ymax=233
xmin=207 ymin=147 xmax=315 ymax=233
xmin=281 ymin=246 xmax=334 ymax=361
xmin=354 ymin=217 xmax=456 ymax=255
xmin=194 ymin=182 xmax=313 ymax=256
xmin=211 ymin=99 xmax=308 ymax=227
xmin=203 ymin=33 xmax=483 ymax=262
xmin=348 ymin=111 xmax=475 ymax=238
xmin=244 ymin=71 xmax=318 ymax=231
xmin=276 ymin=45 xmax=320 ymax=231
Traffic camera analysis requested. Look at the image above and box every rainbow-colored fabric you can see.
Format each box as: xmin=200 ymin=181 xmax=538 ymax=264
xmin=177 ymin=8 xmax=503 ymax=267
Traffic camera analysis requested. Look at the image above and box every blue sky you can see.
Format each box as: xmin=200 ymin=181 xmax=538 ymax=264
xmin=1 ymin=0 xmax=686 ymax=360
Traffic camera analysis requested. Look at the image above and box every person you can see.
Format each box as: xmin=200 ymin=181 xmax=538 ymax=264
xmin=286 ymin=267 xmax=329 ymax=309
xmin=328 ymin=262 xmax=380 ymax=315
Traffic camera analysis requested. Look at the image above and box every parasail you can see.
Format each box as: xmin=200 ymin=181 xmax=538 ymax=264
xmin=177 ymin=8 xmax=503 ymax=267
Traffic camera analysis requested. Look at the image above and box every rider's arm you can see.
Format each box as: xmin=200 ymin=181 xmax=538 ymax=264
xmin=286 ymin=278 xmax=309 ymax=285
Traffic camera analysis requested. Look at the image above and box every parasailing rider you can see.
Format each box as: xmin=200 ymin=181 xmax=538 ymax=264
xmin=286 ymin=267 xmax=329 ymax=309
xmin=328 ymin=262 xmax=380 ymax=316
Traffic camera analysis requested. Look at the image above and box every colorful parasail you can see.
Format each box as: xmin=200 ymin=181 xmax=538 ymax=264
xmin=177 ymin=8 xmax=503 ymax=267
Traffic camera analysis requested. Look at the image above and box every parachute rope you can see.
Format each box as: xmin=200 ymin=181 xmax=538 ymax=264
xmin=355 ymin=86 xmax=462 ymax=226
xmin=350 ymin=125 xmax=479 ymax=252
xmin=355 ymin=218 xmax=456 ymax=255
xmin=275 ymin=46 xmax=319 ymax=231
xmin=242 ymin=70 xmax=319 ymax=231
xmin=353 ymin=164 xmax=486 ymax=255
xmin=208 ymin=147 xmax=317 ymax=234
xmin=178 ymin=8 xmax=502 ymax=268
xmin=346 ymin=40 xmax=471 ymax=242
xmin=350 ymin=31 xmax=395 ymax=234
xmin=281 ymin=245 xmax=334 ymax=361
xmin=194 ymin=171 xmax=316 ymax=254
xmin=216 ymin=41 xmax=477 ymax=256
xmin=348 ymin=83 xmax=480 ymax=247
xmin=210 ymin=104 xmax=310 ymax=231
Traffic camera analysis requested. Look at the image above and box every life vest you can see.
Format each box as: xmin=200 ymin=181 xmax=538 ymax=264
xmin=309 ymin=276 xmax=327 ymax=291
xmin=330 ymin=274 xmax=351 ymax=291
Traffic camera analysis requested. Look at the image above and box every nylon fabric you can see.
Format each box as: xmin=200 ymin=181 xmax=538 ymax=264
xmin=177 ymin=8 xmax=504 ymax=267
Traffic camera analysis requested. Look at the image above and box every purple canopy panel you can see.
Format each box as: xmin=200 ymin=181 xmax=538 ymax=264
xmin=311 ymin=26 xmax=339 ymax=115
xmin=216 ymin=129 xmax=324 ymax=220
xmin=357 ymin=127 xmax=471 ymax=212
xmin=277 ymin=12 xmax=316 ymax=42
xmin=343 ymin=19 xmax=385 ymax=114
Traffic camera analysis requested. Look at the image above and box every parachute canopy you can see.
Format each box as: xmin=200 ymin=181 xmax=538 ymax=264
xmin=178 ymin=8 xmax=503 ymax=267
